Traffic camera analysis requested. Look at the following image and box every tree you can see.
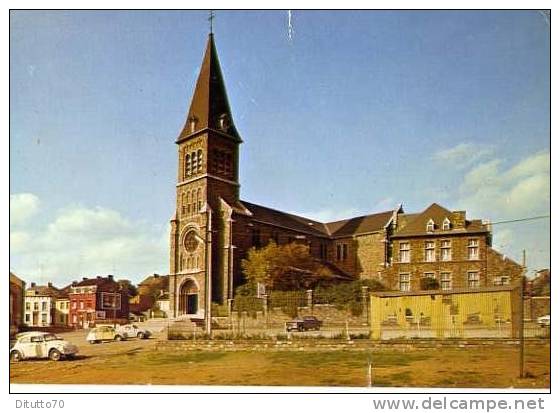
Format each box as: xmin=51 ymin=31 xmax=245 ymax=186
xmin=241 ymin=241 xmax=332 ymax=291
xmin=420 ymin=277 xmax=440 ymax=290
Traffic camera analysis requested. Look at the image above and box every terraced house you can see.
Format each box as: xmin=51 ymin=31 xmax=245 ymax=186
xmin=168 ymin=34 xmax=523 ymax=318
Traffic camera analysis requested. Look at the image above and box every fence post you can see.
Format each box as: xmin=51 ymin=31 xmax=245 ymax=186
xmin=519 ymin=276 xmax=526 ymax=378
xmin=262 ymin=294 xmax=269 ymax=331
xmin=306 ymin=289 xmax=313 ymax=310
xmin=361 ymin=286 xmax=370 ymax=325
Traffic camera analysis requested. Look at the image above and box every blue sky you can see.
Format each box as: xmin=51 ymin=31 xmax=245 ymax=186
xmin=9 ymin=10 xmax=550 ymax=285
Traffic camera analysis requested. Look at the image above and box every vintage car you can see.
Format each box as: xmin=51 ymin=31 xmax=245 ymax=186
xmin=86 ymin=326 xmax=126 ymax=344
xmin=285 ymin=316 xmax=323 ymax=332
xmin=10 ymin=332 xmax=79 ymax=362
xmin=116 ymin=324 xmax=152 ymax=339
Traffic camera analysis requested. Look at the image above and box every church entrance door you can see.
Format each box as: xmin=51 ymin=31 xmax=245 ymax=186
xmin=187 ymin=294 xmax=198 ymax=314
xmin=179 ymin=279 xmax=199 ymax=315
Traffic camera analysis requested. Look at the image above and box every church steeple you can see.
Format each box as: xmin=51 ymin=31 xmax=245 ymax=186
xmin=177 ymin=34 xmax=241 ymax=143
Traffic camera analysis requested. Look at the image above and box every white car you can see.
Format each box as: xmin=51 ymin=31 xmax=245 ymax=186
xmin=537 ymin=315 xmax=550 ymax=326
xmin=86 ymin=326 xmax=126 ymax=344
xmin=117 ymin=324 xmax=152 ymax=340
xmin=10 ymin=332 xmax=79 ymax=362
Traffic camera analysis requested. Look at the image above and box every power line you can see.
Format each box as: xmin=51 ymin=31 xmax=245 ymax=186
xmin=489 ymin=215 xmax=550 ymax=226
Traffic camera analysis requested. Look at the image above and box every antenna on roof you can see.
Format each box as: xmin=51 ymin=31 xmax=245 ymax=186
xmin=208 ymin=10 xmax=215 ymax=34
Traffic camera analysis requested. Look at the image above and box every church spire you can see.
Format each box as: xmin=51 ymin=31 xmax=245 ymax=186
xmin=177 ymin=34 xmax=241 ymax=143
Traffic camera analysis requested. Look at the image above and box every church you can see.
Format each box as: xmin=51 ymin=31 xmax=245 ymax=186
xmin=168 ymin=34 xmax=523 ymax=319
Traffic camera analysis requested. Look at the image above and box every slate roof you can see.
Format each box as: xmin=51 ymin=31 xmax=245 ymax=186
xmin=26 ymin=285 xmax=61 ymax=298
xmin=72 ymin=276 xmax=120 ymax=292
xmin=325 ymin=211 xmax=394 ymax=238
xmin=393 ymin=203 xmax=488 ymax=237
xmin=239 ymin=201 xmax=396 ymax=239
xmin=177 ymin=34 xmax=241 ymax=143
xmin=240 ymin=201 xmax=331 ymax=237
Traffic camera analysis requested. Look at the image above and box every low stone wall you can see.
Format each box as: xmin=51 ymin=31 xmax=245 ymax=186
xmin=155 ymin=338 xmax=548 ymax=353
xmin=226 ymin=304 xmax=367 ymax=329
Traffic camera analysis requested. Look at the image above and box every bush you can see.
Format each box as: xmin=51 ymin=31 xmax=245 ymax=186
xmin=420 ymin=277 xmax=440 ymax=290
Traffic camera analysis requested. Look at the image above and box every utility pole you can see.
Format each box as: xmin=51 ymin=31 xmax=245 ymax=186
xmin=519 ymin=249 xmax=527 ymax=378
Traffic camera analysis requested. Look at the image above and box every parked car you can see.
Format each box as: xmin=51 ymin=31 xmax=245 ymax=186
xmin=86 ymin=326 xmax=126 ymax=344
xmin=116 ymin=324 xmax=152 ymax=339
xmin=10 ymin=332 xmax=79 ymax=362
xmin=285 ymin=316 xmax=323 ymax=332
xmin=537 ymin=315 xmax=550 ymax=326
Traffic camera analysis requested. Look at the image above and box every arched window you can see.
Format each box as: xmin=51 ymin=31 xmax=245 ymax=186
xmin=197 ymin=150 xmax=203 ymax=173
xmin=191 ymin=151 xmax=197 ymax=173
xmin=197 ymin=188 xmax=202 ymax=211
xmin=442 ymin=217 xmax=451 ymax=231
xmin=186 ymin=191 xmax=191 ymax=215
xmin=187 ymin=257 xmax=192 ymax=269
xmin=185 ymin=154 xmax=191 ymax=178
xmin=181 ymin=193 xmax=186 ymax=216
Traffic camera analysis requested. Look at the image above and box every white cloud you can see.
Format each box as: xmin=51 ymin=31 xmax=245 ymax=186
xmin=10 ymin=193 xmax=40 ymax=227
xmin=452 ymin=150 xmax=550 ymax=273
xmin=433 ymin=142 xmax=495 ymax=169
xmin=458 ymin=151 xmax=550 ymax=219
xmin=293 ymin=198 xmax=397 ymax=223
xmin=9 ymin=194 xmax=168 ymax=286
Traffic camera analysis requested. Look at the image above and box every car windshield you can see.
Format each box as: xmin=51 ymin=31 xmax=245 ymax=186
xmin=44 ymin=334 xmax=62 ymax=341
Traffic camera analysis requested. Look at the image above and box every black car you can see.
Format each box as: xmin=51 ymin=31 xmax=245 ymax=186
xmin=285 ymin=316 xmax=323 ymax=332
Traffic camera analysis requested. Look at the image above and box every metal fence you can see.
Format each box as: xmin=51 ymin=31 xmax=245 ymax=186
xmin=167 ymin=285 xmax=549 ymax=341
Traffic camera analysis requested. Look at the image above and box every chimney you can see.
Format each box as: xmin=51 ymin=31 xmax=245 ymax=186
xmin=47 ymin=282 xmax=53 ymax=288
xmin=72 ymin=281 xmax=77 ymax=286
xmin=97 ymin=276 xmax=102 ymax=279
xmin=108 ymin=275 xmax=114 ymax=280
xmin=452 ymin=211 xmax=466 ymax=229
xmin=31 ymin=282 xmax=36 ymax=288
xmin=82 ymin=277 xmax=88 ymax=281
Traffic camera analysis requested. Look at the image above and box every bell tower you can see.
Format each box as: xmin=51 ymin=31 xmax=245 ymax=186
xmin=169 ymin=34 xmax=242 ymax=318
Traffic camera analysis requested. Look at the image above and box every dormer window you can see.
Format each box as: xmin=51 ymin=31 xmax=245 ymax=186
xmin=426 ymin=219 xmax=435 ymax=232
xmin=188 ymin=116 xmax=198 ymax=133
xmin=442 ymin=217 xmax=451 ymax=231
xmin=218 ymin=113 xmax=230 ymax=131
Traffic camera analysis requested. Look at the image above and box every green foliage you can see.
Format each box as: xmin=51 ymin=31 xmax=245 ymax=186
xmin=211 ymin=303 xmax=230 ymax=317
xmin=269 ymin=290 xmax=306 ymax=317
xmin=241 ymin=241 xmax=333 ymax=290
xmin=420 ymin=277 xmax=440 ymax=290
xmin=314 ymin=279 xmax=386 ymax=315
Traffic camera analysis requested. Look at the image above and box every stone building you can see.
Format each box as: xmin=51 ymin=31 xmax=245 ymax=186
xmin=168 ymin=34 xmax=523 ymax=319
xmin=9 ymin=272 xmax=26 ymax=335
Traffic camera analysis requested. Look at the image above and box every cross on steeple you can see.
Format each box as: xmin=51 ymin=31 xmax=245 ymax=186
xmin=208 ymin=10 xmax=215 ymax=34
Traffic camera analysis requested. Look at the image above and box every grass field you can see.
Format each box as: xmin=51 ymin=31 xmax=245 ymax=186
xmin=10 ymin=340 xmax=549 ymax=388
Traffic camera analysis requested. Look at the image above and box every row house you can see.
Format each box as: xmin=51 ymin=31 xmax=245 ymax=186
xmin=24 ymin=282 xmax=61 ymax=327
xmin=69 ymin=275 xmax=130 ymax=328
xmin=54 ymin=285 xmax=72 ymax=327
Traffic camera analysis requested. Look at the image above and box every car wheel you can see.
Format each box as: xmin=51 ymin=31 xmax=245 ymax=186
xmin=298 ymin=326 xmax=304 ymax=332
xmin=10 ymin=350 xmax=22 ymax=362
xmin=49 ymin=349 xmax=62 ymax=361
xmin=114 ymin=335 xmax=123 ymax=342
xmin=89 ymin=340 xmax=96 ymax=344
xmin=137 ymin=332 xmax=144 ymax=339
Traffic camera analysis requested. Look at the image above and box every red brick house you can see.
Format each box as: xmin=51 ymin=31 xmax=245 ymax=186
xmin=69 ymin=275 xmax=129 ymax=328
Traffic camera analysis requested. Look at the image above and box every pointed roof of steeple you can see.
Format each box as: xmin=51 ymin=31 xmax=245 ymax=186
xmin=177 ymin=34 xmax=241 ymax=143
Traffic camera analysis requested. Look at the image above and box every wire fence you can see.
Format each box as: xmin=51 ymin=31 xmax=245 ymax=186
xmin=167 ymin=284 xmax=549 ymax=341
